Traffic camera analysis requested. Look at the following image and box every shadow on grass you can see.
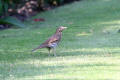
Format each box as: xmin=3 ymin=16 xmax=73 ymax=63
xmin=0 ymin=51 xmax=50 ymax=62
xmin=1 ymin=62 xmax=119 ymax=80
xmin=58 ymin=47 xmax=120 ymax=57
xmin=0 ymin=47 xmax=120 ymax=80
xmin=0 ymin=50 xmax=105 ymax=62
xmin=0 ymin=47 xmax=120 ymax=62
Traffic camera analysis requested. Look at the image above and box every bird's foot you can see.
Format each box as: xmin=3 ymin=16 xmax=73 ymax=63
xmin=48 ymin=54 xmax=51 ymax=57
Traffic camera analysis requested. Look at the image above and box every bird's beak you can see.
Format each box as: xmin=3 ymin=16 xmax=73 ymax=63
xmin=63 ymin=27 xmax=67 ymax=29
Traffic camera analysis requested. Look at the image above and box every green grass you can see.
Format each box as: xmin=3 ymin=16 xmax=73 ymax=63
xmin=0 ymin=0 xmax=120 ymax=80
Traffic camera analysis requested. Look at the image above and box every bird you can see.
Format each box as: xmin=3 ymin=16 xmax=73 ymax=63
xmin=32 ymin=26 xmax=67 ymax=56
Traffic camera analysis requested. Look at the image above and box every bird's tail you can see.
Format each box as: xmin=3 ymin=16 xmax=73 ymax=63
xmin=32 ymin=47 xmax=40 ymax=52
xmin=32 ymin=44 xmax=45 ymax=52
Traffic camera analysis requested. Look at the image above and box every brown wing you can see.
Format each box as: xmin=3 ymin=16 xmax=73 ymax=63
xmin=32 ymin=35 xmax=58 ymax=51
xmin=44 ymin=35 xmax=60 ymax=44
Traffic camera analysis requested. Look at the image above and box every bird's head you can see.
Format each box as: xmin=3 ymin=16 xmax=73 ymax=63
xmin=56 ymin=26 xmax=67 ymax=32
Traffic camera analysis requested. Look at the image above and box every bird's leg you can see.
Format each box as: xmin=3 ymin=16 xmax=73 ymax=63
xmin=48 ymin=50 xmax=51 ymax=56
xmin=53 ymin=47 xmax=57 ymax=56
xmin=48 ymin=48 xmax=51 ymax=56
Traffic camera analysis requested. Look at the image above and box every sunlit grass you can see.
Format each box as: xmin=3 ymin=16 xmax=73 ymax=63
xmin=76 ymin=32 xmax=92 ymax=36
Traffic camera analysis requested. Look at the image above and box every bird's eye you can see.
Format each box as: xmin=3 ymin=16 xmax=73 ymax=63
xmin=59 ymin=29 xmax=61 ymax=31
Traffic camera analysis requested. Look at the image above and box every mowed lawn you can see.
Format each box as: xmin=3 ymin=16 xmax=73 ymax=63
xmin=0 ymin=0 xmax=120 ymax=80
